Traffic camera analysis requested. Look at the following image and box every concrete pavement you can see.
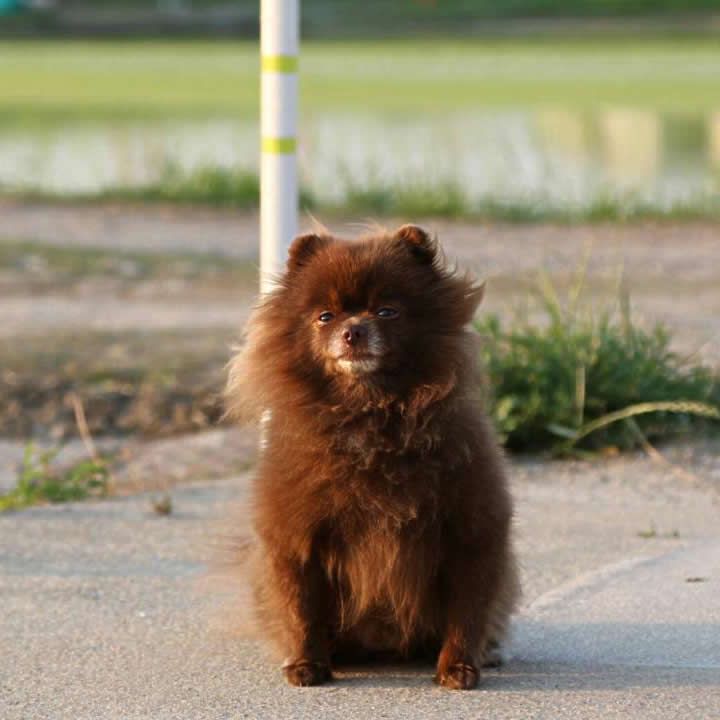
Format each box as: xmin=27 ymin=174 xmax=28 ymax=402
xmin=2 ymin=456 xmax=719 ymax=719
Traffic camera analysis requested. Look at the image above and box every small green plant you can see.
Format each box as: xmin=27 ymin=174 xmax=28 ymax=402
xmin=0 ymin=443 xmax=110 ymax=512
xmin=477 ymin=272 xmax=719 ymax=454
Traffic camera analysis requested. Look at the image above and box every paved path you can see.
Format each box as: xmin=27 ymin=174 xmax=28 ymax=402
xmin=2 ymin=456 xmax=719 ymax=719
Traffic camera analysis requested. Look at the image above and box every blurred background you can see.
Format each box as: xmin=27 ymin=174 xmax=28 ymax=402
xmin=1 ymin=1 xmax=719 ymax=506
xmin=2 ymin=1 xmax=720 ymax=213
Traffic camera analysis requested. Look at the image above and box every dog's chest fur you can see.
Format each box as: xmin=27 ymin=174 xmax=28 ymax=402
xmin=318 ymin=454 xmax=446 ymax=646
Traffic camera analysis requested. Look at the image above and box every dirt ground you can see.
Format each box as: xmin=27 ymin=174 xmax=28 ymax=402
xmin=2 ymin=200 xmax=719 ymax=359
xmin=1 ymin=200 xmax=718 ymax=493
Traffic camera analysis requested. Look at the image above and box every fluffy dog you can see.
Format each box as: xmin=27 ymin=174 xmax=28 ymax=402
xmin=225 ymin=225 xmax=519 ymax=689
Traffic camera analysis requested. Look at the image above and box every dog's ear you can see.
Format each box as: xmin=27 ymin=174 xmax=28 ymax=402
xmin=287 ymin=233 xmax=331 ymax=271
xmin=393 ymin=224 xmax=436 ymax=264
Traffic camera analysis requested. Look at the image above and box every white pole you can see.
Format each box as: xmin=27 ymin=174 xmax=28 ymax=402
xmin=260 ymin=0 xmax=299 ymax=294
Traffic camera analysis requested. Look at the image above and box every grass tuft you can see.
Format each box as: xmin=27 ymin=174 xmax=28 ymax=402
xmin=0 ymin=443 xmax=109 ymax=512
xmin=477 ymin=273 xmax=719 ymax=453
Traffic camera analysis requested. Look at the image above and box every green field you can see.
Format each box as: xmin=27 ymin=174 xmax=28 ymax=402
xmin=2 ymin=39 xmax=720 ymax=127
xmin=2 ymin=38 xmax=719 ymax=220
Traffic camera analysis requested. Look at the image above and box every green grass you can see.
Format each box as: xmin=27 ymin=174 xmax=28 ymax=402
xmin=81 ymin=163 xmax=310 ymax=210
xmin=477 ymin=272 xmax=720 ymax=453
xmin=1 ymin=38 xmax=720 ymax=128
xmin=340 ymin=180 xmax=469 ymax=218
xmin=3 ymin=38 xmax=719 ymax=219
xmin=0 ymin=443 xmax=109 ymax=511
xmin=17 ymin=165 xmax=720 ymax=222
xmin=327 ymin=177 xmax=720 ymax=222
xmin=98 ymin=164 xmax=261 ymax=207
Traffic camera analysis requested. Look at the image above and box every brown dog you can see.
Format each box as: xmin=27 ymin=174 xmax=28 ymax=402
xmin=225 ymin=225 xmax=519 ymax=689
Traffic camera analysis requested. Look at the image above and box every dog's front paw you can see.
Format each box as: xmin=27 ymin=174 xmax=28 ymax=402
xmin=436 ymin=662 xmax=479 ymax=690
xmin=282 ymin=659 xmax=332 ymax=687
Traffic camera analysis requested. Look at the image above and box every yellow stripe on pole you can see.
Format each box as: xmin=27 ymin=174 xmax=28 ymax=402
xmin=262 ymin=137 xmax=297 ymax=154
xmin=261 ymin=55 xmax=298 ymax=73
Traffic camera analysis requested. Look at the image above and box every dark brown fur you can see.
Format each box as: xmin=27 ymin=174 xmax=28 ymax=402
xmin=225 ymin=225 xmax=519 ymax=689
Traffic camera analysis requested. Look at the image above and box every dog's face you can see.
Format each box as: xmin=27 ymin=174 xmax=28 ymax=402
xmin=276 ymin=225 xmax=483 ymax=384
xmin=225 ymin=225 xmax=485 ymax=422
xmin=313 ymin=302 xmax=396 ymax=376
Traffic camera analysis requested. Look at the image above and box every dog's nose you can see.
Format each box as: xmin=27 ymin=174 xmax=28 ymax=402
xmin=342 ymin=324 xmax=368 ymax=346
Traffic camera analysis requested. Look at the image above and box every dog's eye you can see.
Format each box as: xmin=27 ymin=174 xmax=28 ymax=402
xmin=376 ymin=307 xmax=399 ymax=319
xmin=317 ymin=311 xmax=335 ymax=324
